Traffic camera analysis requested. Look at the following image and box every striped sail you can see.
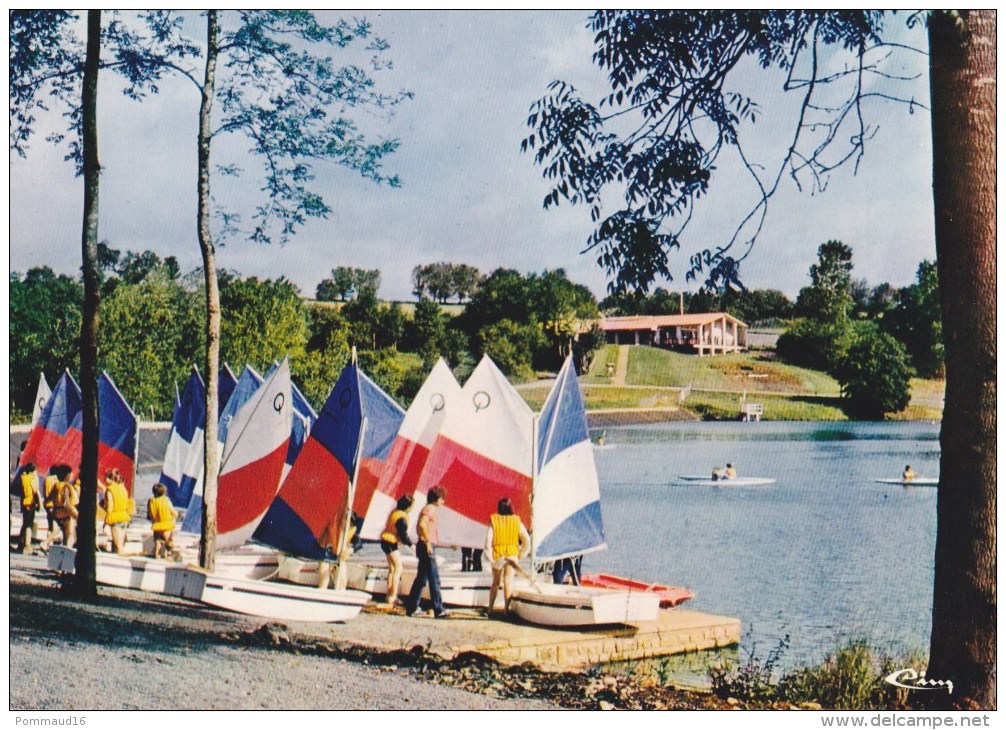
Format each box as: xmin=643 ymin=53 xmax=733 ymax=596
xmin=19 ymin=370 xmax=82 ymax=476
xmin=25 ymin=372 xmax=139 ymax=495
xmin=97 ymin=372 xmax=140 ymax=495
xmin=31 ymin=373 xmax=51 ymax=426
xmin=533 ymin=355 xmax=606 ymax=561
xmin=254 ymin=361 xmax=404 ymax=559
xmin=359 ymin=358 xmax=461 ymax=541
xmin=215 ymin=359 xmax=293 ymax=550
xmin=159 ymin=367 xmax=206 ymax=507
xmin=181 ymin=365 xmax=264 ymax=534
xmin=410 ymin=355 xmax=533 ymax=549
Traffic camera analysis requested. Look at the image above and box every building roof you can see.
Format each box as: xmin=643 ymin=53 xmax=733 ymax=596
xmin=598 ymin=313 xmax=748 ymax=331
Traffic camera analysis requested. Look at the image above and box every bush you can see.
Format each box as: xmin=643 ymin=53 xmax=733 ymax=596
xmin=836 ymin=328 xmax=913 ymax=419
xmin=777 ymin=640 xmax=918 ymax=709
xmin=711 ymin=637 xmax=923 ymax=709
xmin=776 ymin=318 xmax=854 ymax=373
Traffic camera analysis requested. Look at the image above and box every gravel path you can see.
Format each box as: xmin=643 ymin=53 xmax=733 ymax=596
xmin=9 ymin=558 xmax=556 ymax=711
xmin=9 ymin=636 xmax=552 ymax=710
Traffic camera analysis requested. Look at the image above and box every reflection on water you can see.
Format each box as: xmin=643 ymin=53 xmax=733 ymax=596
xmin=587 ymin=421 xmax=939 ymax=679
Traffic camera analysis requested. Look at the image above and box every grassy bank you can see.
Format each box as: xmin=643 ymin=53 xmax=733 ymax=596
xmin=573 ymin=346 xmax=943 ymax=422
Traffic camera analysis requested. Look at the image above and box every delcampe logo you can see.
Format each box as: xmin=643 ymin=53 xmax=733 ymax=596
xmin=883 ymin=668 xmax=953 ymax=695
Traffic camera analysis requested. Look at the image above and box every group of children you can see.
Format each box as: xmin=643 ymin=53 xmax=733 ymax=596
xmin=14 ymin=461 xmax=79 ymax=555
xmin=12 ymin=456 xmax=179 ymax=561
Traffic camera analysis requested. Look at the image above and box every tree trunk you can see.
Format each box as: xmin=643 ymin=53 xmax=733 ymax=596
xmin=927 ymin=10 xmax=996 ymax=710
xmin=198 ymin=10 xmax=220 ymax=573
xmin=72 ymin=9 xmax=102 ymax=598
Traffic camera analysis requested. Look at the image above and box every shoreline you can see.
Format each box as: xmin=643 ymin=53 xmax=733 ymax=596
xmin=9 ymin=555 xmax=730 ymax=711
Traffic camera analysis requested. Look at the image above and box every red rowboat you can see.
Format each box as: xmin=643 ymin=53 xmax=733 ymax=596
xmin=580 ymin=573 xmax=694 ymax=607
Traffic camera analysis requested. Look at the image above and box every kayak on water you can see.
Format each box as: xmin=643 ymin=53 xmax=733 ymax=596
xmin=874 ymin=477 xmax=938 ymax=486
xmin=677 ymin=475 xmax=776 ymax=487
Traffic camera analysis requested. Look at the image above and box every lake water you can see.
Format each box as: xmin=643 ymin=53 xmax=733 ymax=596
xmin=586 ymin=421 xmax=940 ymax=672
xmin=126 ymin=419 xmax=939 ymax=676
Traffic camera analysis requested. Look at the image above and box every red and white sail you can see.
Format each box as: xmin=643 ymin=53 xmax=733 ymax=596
xmin=410 ymin=355 xmax=534 ymax=548
xmin=359 ymin=358 xmax=461 ymax=541
xmin=216 ymin=358 xmax=293 ymax=550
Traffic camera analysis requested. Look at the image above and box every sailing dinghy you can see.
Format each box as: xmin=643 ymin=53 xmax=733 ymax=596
xmin=396 ymin=355 xmax=534 ymax=607
xmin=580 ymin=573 xmax=694 ymax=607
xmin=510 ymin=356 xmax=661 ymax=627
xmin=161 ymin=360 xmax=365 ymax=617
xmin=244 ymin=358 xmax=401 ymax=618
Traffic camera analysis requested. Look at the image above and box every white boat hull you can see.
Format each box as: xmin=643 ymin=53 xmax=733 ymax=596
xmin=677 ymin=475 xmax=776 ymax=487
xmin=277 ymin=556 xmax=322 ymax=586
xmin=48 ymin=546 xmax=170 ymax=591
xmin=874 ymin=478 xmax=938 ymax=486
xmin=510 ymin=583 xmax=661 ymax=627
xmin=47 ymin=545 xmax=281 ymax=590
xmin=400 ymin=566 xmax=497 ymax=607
xmin=164 ymin=566 xmax=369 ymax=623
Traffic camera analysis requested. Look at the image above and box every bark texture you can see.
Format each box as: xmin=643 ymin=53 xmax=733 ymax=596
xmin=73 ymin=8 xmax=102 ymax=598
xmin=197 ymin=10 xmax=221 ymax=572
xmin=927 ymin=9 xmax=996 ymax=710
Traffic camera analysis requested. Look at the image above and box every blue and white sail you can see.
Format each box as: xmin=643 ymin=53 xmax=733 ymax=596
xmin=533 ymin=355 xmax=607 ymax=561
xmin=218 ymin=363 xmax=238 ymax=416
xmin=181 ymin=365 xmax=266 ymax=534
xmin=32 ymin=373 xmax=52 ymax=426
xmin=160 ymin=367 xmax=206 ymax=508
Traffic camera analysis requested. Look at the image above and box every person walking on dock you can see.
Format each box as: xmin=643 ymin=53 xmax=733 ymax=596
xmin=51 ymin=465 xmax=79 ymax=549
xmin=147 ymin=483 xmax=179 ymax=559
xmin=16 ymin=463 xmax=41 ymax=554
xmin=379 ymin=495 xmax=414 ymax=608
xmin=103 ymin=469 xmax=131 ymax=554
xmin=404 ymin=486 xmax=448 ymax=618
xmin=485 ymin=497 xmax=530 ymax=616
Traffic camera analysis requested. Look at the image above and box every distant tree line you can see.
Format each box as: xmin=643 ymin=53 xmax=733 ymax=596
xmin=411 ymin=262 xmax=483 ymax=303
xmin=600 ymin=286 xmax=794 ymax=324
xmin=11 ymin=253 xmax=603 ymax=419
xmin=314 ymin=266 xmax=381 ymax=302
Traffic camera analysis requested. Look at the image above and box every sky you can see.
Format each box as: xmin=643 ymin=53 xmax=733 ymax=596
xmin=9 ymin=11 xmax=937 ymax=302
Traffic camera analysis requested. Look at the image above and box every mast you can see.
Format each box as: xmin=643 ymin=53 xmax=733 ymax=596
xmin=334 ymin=415 xmax=367 ymax=591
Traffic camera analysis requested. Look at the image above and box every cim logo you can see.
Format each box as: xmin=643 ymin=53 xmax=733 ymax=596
xmin=884 ymin=668 xmax=953 ymax=695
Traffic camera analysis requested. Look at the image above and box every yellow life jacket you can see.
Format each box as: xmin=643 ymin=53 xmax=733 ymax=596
xmin=490 ymin=513 xmax=521 ymax=559
xmin=148 ymin=495 xmax=176 ymax=532
xmin=43 ymin=475 xmax=59 ymax=509
xmin=52 ymin=480 xmax=77 ymax=519
xmin=380 ymin=509 xmax=409 ymax=544
xmin=20 ymin=472 xmax=38 ymax=509
xmin=105 ymin=481 xmax=131 ymax=525
xmin=725 ymin=467 xmax=736 ymax=479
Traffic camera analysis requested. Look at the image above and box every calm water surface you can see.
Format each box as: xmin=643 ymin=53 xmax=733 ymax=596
xmin=587 ymin=421 xmax=939 ymax=670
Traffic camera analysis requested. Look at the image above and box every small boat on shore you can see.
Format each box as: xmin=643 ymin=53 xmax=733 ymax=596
xmin=511 ymin=357 xmax=662 ymax=628
xmin=677 ymin=475 xmax=776 ymax=487
xmin=580 ymin=573 xmax=694 ymax=607
xmin=163 ymin=565 xmax=370 ymax=623
xmin=46 ymin=544 xmax=280 ymax=591
xmin=874 ymin=477 xmax=938 ymax=486
xmin=510 ymin=583 xmax=661 ymax=627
